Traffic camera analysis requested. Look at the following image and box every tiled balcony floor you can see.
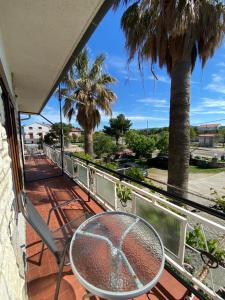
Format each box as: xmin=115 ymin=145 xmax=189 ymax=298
xmin=24 ymin=156 xmax=193 ymax=300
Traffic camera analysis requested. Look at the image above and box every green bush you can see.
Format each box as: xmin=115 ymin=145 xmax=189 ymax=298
xmin=73 ymin=152 xmax=93 ymax=161
xmin=126 ymin=167 xmax=145 ymax=181
xmin=98 ymin=161 xmax=118 ymax=171
xmin=93 ymin=133 xmax=117 ymax=158
xmin=125 ymin=130 xmax=156 ymax=158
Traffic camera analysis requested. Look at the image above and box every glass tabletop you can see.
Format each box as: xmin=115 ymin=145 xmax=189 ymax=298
xmin=69 ymin=211 xmax=165 ymax=299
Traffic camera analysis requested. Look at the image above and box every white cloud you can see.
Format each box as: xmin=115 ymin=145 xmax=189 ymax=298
xmin=190 ymin=96 xmax=225 ymax=115
xmin=205 ymin=73 xmax=225 ymax=94
xmin=42 ymin=105 xmax=73 ymax=124
xmin=201 ymin=97 xmax=225 ymax=108
xmin=191 ymin=109 xmax=225 ymax=115
xmin=137 ymin=97 xmax=169 ymax=108
xmin=217 ymin=62 xmax=225 ymax=67
xmin=127 ymin=115 xmax=168 ymax=121
xmin=148 ymin=75 xmax=170 ymax=84
xmin=100 ymin=110 xmax=168 ymax=122
xmin=106 ymin=54 xmax=142 ymax=81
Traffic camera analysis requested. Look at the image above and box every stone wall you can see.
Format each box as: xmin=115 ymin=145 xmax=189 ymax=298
xmin=0 ymin=86 xmax=26 ymax=300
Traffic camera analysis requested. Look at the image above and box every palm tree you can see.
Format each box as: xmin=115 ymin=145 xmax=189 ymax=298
xmin=61 ymin=49 xmax=117 ymax=156
xmin=113 ymin=0 xmax=225 ymax=197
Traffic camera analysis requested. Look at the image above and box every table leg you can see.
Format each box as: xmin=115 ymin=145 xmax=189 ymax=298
xmin=82 ymin=291 xmax=94 ymax=300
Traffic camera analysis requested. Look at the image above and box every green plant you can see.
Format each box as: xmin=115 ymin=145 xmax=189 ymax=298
xmin=99 ymin=161 xmax=118 ymax=171
xmin=125 ymin=130 xmax=156 ymax=159
xmin=157 ymin=131 xmax=169 ymax=155
xmin=116 ymin=184 xmax=132 ymax=207
xmin=186 ymin=225 xmax=225 ymax=263
xmin=73 ymin=152 xmax=93 ymax=162
xmin=126 ymin=167 xmax=145 ymax=182
xmin=212 ymin=157 xmax=218 ymax=162
xmin=93 ymin=133 xmax=117 ymax=158
xmin=210 ymin=187 xmax=225 ymax=213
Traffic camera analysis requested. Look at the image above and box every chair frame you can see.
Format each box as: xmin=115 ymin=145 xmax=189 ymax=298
xmin=19 ymin=191 xmax=92 ymax=300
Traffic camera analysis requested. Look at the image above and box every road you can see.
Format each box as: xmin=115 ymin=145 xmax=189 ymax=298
xmin=148 ymin=168 xmax=225 ymax=207
xmin=190 ymin=146 xmax=225 ymax=159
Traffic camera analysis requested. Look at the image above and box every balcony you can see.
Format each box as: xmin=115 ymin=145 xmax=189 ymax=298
xmin=23 ymin=146 xmax=225 ymax=300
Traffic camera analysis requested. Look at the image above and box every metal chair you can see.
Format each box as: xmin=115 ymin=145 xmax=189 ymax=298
xmin=19 ymin=191 xmax=93 ymax=300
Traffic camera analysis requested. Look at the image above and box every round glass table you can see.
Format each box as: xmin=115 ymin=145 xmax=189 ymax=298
xmin=69 ymin=211 xmax=165 ymax=299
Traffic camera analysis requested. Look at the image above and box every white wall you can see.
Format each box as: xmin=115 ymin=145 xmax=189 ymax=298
xmin=0 ymin=86 xmax=26 ymax=299
xmin=23 ymin=122 xmax=50 ymax=143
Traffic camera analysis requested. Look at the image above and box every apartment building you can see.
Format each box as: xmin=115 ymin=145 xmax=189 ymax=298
xmin=23 ymin=122 xmax=51 ymax=144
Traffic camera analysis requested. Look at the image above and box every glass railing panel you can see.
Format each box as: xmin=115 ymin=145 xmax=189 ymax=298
xmin=77 ymin=164 xmax=88 ymax=187
xmin=64 ymin=155 xmax=74 ymax=177
xmin=134 ymin=193 xmax=186 ymax=264
xmin=55 ymin=150 xmax=62 ymax=167
xmin=95 ymin=173 xmax=116 ymax=208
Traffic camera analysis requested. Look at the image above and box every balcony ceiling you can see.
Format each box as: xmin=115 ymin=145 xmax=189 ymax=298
xmin=0 ymin=0 xmax=108 ymax=113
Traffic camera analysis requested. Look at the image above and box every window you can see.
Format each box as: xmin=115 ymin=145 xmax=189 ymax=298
xmin=29 ymin=126 xmax=33 ymax=130
xmin=29 ymin=133 xmax=33 ymax=139
xmin=38 ymin=127 xmax=42 ymax=130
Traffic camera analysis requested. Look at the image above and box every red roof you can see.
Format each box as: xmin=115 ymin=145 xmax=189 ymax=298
xmin=70 ymin=128 xmax=81 ymax=132
xmin=198 ymin=124 xmax=220 ymax=128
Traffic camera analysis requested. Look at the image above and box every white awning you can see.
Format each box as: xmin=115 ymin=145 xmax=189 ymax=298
xmin=0 ymin=0 xmax=110 ymax=113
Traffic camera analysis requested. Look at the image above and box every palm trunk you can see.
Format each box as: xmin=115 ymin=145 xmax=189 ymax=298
xmin=168 ymin=59 xmax=191 ymax=199
xmin=84 ymin=129 xmax=93 ymax=157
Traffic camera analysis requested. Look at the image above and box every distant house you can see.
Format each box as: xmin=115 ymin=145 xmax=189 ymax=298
xmin=197 ymin=124 xmax=220 ymax=147
xmin=23 ymin=122 xmax=51 ymax=144
xmin=69 ymin=127 xmax=82 ymax=138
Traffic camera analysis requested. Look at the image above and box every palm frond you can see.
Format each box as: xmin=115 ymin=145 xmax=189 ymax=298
xmin=89 ymin=54 xmax=105 ymax=80
xmin=74 ymin=48 xmax=89 ymax=79
xmin=61 ymin=47 xmax=117 ymax=131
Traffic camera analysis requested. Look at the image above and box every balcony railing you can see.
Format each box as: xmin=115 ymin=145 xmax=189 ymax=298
xmin=43 ymin=144 xmax=225 ymax=300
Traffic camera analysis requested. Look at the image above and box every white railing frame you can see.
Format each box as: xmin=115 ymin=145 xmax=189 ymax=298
xmin=43 ymin=145 xmax=225 ymax=300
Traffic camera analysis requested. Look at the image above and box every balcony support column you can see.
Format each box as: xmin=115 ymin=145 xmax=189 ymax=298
xmin=59 ymin=84 xmax=64 ymax=175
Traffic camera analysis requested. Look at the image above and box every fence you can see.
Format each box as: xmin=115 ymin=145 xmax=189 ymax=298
xmin=43 ymin=145 xmax=225 ymax=300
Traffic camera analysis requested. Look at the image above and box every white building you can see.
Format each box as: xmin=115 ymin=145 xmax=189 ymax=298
xmin=23 ymin=122 xmax=51 ymax=144
xmin=197 ymin=124 xmax=220 ymax=147
xmin=69 ymin=127 xmax=82 ymax=138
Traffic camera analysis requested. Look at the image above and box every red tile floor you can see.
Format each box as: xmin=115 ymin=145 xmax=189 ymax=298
xmin=24 ymin=156 xmax=194 ymax=300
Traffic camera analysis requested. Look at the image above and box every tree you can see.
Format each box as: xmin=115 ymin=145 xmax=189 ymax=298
xmin=219 ymin=127 xmax=225 ymax=147
xmin=61 ymin=49 xmax=117 ymax=157
xmin=125 ymin=131 xmax=156 ymax=158
xmin=157 ymin=131 xmax=169 ymax=155
xmin=43 ymin=122 xmax=72 ymax=145
xmin=93 ymin=132 xmax=117 ymax=158
xmin=190 ymin=126 xmax=198 ymax=142
xmin=113 ymin=0 xmax=225 ymax=197
xmin=103 ymin=114 xmax=132 ymax=144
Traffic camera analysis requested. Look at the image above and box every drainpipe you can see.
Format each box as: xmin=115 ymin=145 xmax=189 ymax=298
xmin=59 ymin=84 xmax=64 ymax=175
xmin=18 ymin=112 xmax=26 ymax=183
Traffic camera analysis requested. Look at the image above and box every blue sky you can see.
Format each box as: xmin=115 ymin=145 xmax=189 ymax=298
xmin=24 ymin=6 xmax=225 ymax=129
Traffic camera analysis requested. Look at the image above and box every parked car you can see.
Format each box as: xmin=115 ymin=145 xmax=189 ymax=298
xmin=148 ymin=156 xmax=168 ymax=169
